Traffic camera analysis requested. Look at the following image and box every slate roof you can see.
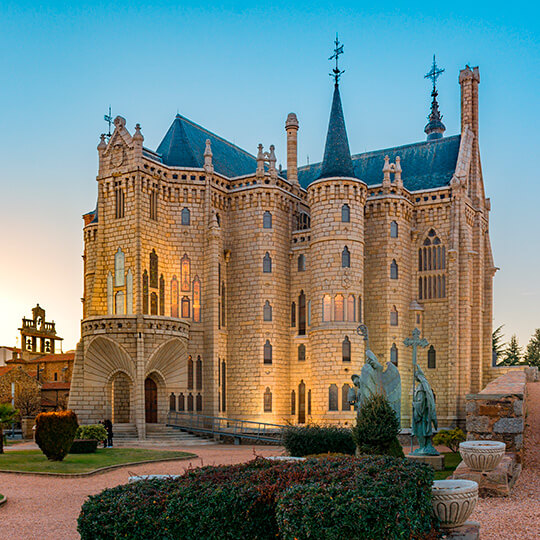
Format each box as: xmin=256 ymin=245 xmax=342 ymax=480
xmin=318 ymin=84 xmax=356 ymax=180
xmin=295 ymin=135 xmax=461 ymax=192
xmin=155 ymin=114 xmax=258 ymax=178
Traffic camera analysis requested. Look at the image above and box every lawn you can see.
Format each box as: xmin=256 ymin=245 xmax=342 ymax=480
xmin=434 ymin=451 xmax=462 ymax=480
xmin=0 ymin=448 xmax=196 ymax=474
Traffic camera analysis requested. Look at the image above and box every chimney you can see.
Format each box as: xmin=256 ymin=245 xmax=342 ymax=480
xmin=285 ymin=113 xmax=299 ymax=184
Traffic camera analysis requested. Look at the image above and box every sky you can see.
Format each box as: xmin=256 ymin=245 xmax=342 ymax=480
xmin=0 ymin=1 xmax=539 ymax=352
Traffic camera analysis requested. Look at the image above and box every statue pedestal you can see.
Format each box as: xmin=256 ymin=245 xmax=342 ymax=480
xmin=441 ymin=521 xmax=480 ymax=540
xmin=406 ymin=453 xmax=444 ymax=470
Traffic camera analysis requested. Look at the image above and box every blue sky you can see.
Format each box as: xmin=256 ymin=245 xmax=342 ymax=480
xmin=0 ymin=1 xmax=539 ymax=351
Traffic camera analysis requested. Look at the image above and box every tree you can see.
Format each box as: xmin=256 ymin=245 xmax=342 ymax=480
xmin=492 ymin=325 xmax=505 ymax=363
xmin=500 ymin=334 xmax=522 ymax=366
xmin=14 ymin=383 xmax=42 ymax=417
xmin=0 ymin=403 xmax=18 ymax=454
xmin=525 ymin=329 xmax=540 ymax=367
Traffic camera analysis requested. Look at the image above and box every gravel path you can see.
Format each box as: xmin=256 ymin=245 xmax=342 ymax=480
xmin=470 ymin=381 xmax=540 ymax=540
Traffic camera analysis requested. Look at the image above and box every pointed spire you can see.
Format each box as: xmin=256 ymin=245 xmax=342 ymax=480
xmin=424 ymin=55 xmax=446 ymax=140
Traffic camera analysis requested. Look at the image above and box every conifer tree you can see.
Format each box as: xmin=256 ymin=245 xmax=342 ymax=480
xmin=525 ymin=329 xmax=540 ymax=367
xmin=500 ymin=334 xmax=522 ymax=366
xmin=492 ymin=325 xmax=505 ymax=364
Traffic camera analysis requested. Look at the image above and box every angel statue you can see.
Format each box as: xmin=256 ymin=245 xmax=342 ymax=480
xmin=348 ymin=324 xmax=401 ymax=425
xmin=411 ymin=363 xmax=438 ymax=455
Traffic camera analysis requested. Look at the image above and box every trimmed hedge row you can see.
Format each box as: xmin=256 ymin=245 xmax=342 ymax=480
xmin=281 ymin=425 xmax=356 ymax=457
xmin=70 ymin=439 xmax=99 ymax=454
xmin=78 ymin=456 xmax=436 ymax=540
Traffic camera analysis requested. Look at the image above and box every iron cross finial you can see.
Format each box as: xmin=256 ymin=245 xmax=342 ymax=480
xmin=424 ymin=54 xmax=445 ymax=92
xmin=104 ymin=106 xmax=113 ymax=139
xmin=329 ymin=33 xmax=345 ymax=86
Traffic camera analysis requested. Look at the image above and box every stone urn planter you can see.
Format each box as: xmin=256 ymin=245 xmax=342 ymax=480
xmin=432 ymin=480 xmax=478 ymax=529
xmin=459 ymin=441 xmax=506 ymax=471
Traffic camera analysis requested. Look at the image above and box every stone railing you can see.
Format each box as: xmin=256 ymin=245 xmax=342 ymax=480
xmin=465 ymin=369 xmax=537 ymax=462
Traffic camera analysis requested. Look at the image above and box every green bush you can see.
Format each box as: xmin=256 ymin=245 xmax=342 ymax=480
xmin=76 ymin=424 xmax=107 ymax=442
xmin=70 ymin=439 xmax=99 ymax=454
xmin=281 ymin=425 xmax=356 ymax=457
xmin=352 ymin=394 xmax=404 ymax=457
xmin=78 ymin=456 xmax=436 ymax=540
xmin=433 ymin=428 xmax=466 ymax=453
xmin=35 ymin=410 xmax=79 ymax=461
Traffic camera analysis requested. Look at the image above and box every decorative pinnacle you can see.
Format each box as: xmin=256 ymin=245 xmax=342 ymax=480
xmin=424 ymin=55 xmax=446 ymax=140
xmin=329 ymin=33 xmax=345 ymax=86
xmin=424 ymin=54 xmax=445 ymax=92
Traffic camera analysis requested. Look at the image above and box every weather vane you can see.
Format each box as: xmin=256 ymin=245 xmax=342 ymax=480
xmin=424 ymin=54 xmax=444 ymax=92
xmin=104 ymin=106 xmax=113 ymax=139
xmin=329 ymin=33 xmax=345 ymax=85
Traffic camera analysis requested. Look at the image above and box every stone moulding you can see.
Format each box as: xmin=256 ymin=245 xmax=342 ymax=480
xmin=431 ymin=479 xmax=478 ymax=529
xmin=459 ymin=441 xmax=506 ymax=472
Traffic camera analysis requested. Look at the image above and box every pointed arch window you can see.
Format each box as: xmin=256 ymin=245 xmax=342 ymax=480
xmin=341 ymin=204 xmax=350 ymax=223
xmin=263 ymin=211 xmax=272 ymax=229
xmin=263 ymin=252 xmax=272 ymax=273
xmin=390 ymin=305 xmax=398 ymax=326
xmin=150 ymin=190 xmax=158 ymax=221
xmin=142 ymin=270 xmax=149 ymax=314
xmin=169 ymin=393 xmax=176 ymax=412
xmin=291 ymin=302 xmax=296 ymax=327
xmin=196 ymin=355 xmax=203 ymax=390
xmin=334 ymin=294 xmax=344 ymax=322
xmin=342 ymin=383 xmax=351 ymax=411
xmin=150 ymin=249 xmax=158 ymax=288
xmin=181 ymin=254 xmax=191 ymax=292
xmin=178 ymin=392 xmax=185 ymax=411
xmin=221 ymin=281 xmax=226 ymax=327
xmin=428 ymin=345 xmax=436 ymax=369
xmin=193 ymin=276 xmax=201 ymax=322
xmin=196 ymin=393 xmax=202 ymax=412
xmin=171 ymin=276 xmax=179 ymax=317
xmin=263 ymin=340 xmax=272 ymax=364
xmin=181 ymin=296 xmax=190 ymax=318
xmin=390 ymin=259 xmax=398 ymax=280
xmin=358 ymin=296 xmax=362 ymax=322
xmin=159 ymin=274 xmax=165 ymax=316
xmin=114 ymin=248 xmax=125 ymax=287
xmin=181 ymin=207 xmax=190 ymax=225
xmin=298 ymin=344 xmax=306 ymax=362
xmin=107 ymin=271 xmax=113 ymax=315
xmin=390 ymin=220 xmax=398 ymax=238
xmin=115 ymin=291 xmax=124 ymax=315
xmin=418 ymin=229 xmax=446 ymax=300
xmin=298 ymin=290 xmax=306 ymax=335
xmin=342 ymin=336 xmax=351 ymax=362
xmin=291 ymin=390 xmax=296 ymax=415
xmin=329 ymin=384 xmax=339 ymax=411
xmin=221 ymin=359 xmax=226 ymax=412
xmin=347 ymin=295 xmax=356 ymax=321
xmin=297 ymin=254 xmax=306 ymax=272
xmin=264 ymin=387 xmax=272 ymax=412
xmin=150 ymin=292 xmax=158 ymax=315
xmin=126 ymin=269 xmax=133 ymax=314
xmin=187 ymin=356 xmax=194 ymax=389
xmin=263 ymin=300 xmax=272 ymax=321
xmin=307 ymin=389 xmax=312 ymax=416
xmin=187 ymin=393 xmax=194 ymax=411
xmin=342 ymin=246 xmax=351 ymax=268
xmin=115 ymin=184 xmax=125 ymax=219
xmin=390 ymin=343 xmax=398 ymax=366
xmin=322 ymin=294 xmax=332 ymax=322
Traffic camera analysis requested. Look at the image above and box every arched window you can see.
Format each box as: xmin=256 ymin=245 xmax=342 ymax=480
xmin=358 ymin=296 xmax=362 ymax=322
xmin=342 ymin=383 xmax=351 ymax=411
xmin=328 ymin=384 xmax=339 ymax=411
xmin=178 ymin=392 xmax=185 ymax=411
xmin=342 ymin=336 xmax=351 ymax=362
xmin=390 ymin=343 xmax=398 ymax=366
xmin=264 ymin=387 xmax=272 ymax=412
xmin=169 ymin=393 xmax=176 ymax=412
xmin=298 ymin=291 xmax=306 ymax=335
xmin=150 ymin=190 xmax=158 ymax=221
xmin=297 ymin=254 xmax=306 ymax=272
xmin=142 ymin=270 xmax=149 ymax=314
xmin=263 ymin=211 xmax=272 ymax=229
xmin=291 ymin=390 xmax=296 ymax=415
xmin=107 ymin=271 xmax=113 ymax=315
xmin=263 ymin=252 xmax=272 ymax=273
xmin=418 ymin=229 xmax=446 ymax=300
xmin=196 ymin=355 xmax=202 ymax=390
xmin=126 ymin=269 xmax=133 ymax=314
xmin=298 ymin=344 xmax=306 ymax=362
xmin=322 ymin=294 xmax=332 ymax=322
xmin=390 ymin=305 xmax=398 ymax=326
xmin=221 ymin=281 xmax=226 ymax=327
xmin=171 ymin=276 xmax=179 ymax=317
xmin=307 ymin=389 xmax=312 ymax=416
xmin=115 ymin=185 xmax=125 ymax=219
xmin=187 ymin=356 xmax=194 ymax=389
xmin=347 ymin=295 xmax=355 ymax=321
xmin=181 ymin=207 xmax=190 ymax=225
xmin=187 ymin=393 xmax=194 ymax=411
xmin=159 ymin=274 xmax=165 ymax=316
xmin=341 ymin=204 xmax=350 ymax=223
xmin=291 ymin=302 xmax=296 ymax=327
xmin=193 ymin=276 xmax=201 ymax=322
xmin=196 ymin=393 xmax=202 ymax=412
xmin=181 ymin=254 xmax=191 ymax=292
xmin=390 ymin=259 xmax=398 ymax=280
xmin=149 ymin=249 xmax=158 ymax=288
xmin=181 ymin=296 xmax=190 ymax=318
xmin=114 ymin=248 xmax=125 ymax=287
xmin=428 ymin=345 xmax=436 ymax=369
xmin=115 ymin=291 xmax=124 ymax=315
xmin=334 ymin=294 xmax=344 ymax=322
xmin=342 ymin=246 xmax=350 ymax=268
xmin=263 ymin=340 xmax=272 ymax=364
xmin=150 ymin=292 xmax=158 ymax=315
xmin=390 ymin=221 xmax=398 ymax=238
xmin=263 ymin=300 xmax=272 ymax=321
xmin=298 ymin=381 xmax=306 ymax=423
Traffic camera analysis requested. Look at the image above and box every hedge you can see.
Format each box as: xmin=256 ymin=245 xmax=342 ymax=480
xmin=78 ymin=456 xmax=436 ymax=540
xmin=76 ymin=424 xmax=107 ymax=442
xmin=35 ymin=410 xmax=78 ymax=461
xmin=281 ymin=425 xmax=356 ymax=457
xmin=70 ymin=439 xmax=99 ymax=454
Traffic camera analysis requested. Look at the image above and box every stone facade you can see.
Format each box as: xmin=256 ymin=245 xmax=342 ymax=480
xmin=69 ymin=65 xmax=497 ymax=438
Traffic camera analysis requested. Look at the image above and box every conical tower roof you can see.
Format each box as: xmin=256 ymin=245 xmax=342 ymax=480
xmin=318 ymin=84 xmax=355 ymax=180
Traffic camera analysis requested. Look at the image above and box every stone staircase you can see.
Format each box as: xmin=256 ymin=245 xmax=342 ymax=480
xmin=112 ymin=423 xmax=215 ymax=447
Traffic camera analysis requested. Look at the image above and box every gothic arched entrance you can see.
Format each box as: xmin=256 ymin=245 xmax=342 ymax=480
xmin=145 ymin=377 xmax=158 ymax=423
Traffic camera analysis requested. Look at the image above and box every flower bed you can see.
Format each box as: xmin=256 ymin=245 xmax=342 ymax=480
xmin=78 ymin=456 xmax=436 ymax=539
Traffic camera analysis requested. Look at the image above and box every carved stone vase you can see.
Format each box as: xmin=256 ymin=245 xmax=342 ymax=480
xmin=431 ymin=480 xmax=478 ymax=529
xmin=459 ymin=441 xmax=506 ymax=472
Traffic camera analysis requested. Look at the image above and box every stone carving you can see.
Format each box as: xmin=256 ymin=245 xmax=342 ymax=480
xmin=459 ymin=441 xmax=505 ymax=472
xmin=411 ymin=363 xmax=439 ymax=455
xmin=431 ymin=480 xmax=478 ymax=529
xmin=348 ymin=324 xmax=401 ymax=422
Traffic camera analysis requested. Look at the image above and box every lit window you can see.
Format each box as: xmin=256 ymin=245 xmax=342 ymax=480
xmin=193 ymin=277 xmax=201 ymax=322
xmin=171 ymin=276 xmax=179 ymax=317
xmin=181 ymin=254 xmax=191 ymax=292
xmin=347 ymin=295 xmax=355 ymax=321
xmin=181 ymin=296 xmax=190 ymax=318
xmin=341 ymin=204 xmax=350 ymax=222
xmin=334 ymin=294 xmax=344 ymax=321
xmin=322 ymin=295 xmax=332 ymax=322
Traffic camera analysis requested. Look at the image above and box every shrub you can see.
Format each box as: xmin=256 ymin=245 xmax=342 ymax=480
xmin=352 ymin=394 xmax=404 ymax=457
xmin=76 ymin=424 xmax=107 ymax=442
xmin=70 ymin=439 xmax=99 ymax=454
xmin=281 ymin=425 xmax=356 ymax=457
xmin=35 ymin=410 xmax=79 ymax=461
xmin=433 ymin=428 xmax=466 ymax=453
xmin=78 ymin=456 xmax=436 ymax=540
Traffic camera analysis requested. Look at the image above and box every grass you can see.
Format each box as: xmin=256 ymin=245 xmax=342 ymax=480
xmin=0 ymin=448 xmax=196 ymax=474
xmin=434 ymin=451 xmax=462 ymax=480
